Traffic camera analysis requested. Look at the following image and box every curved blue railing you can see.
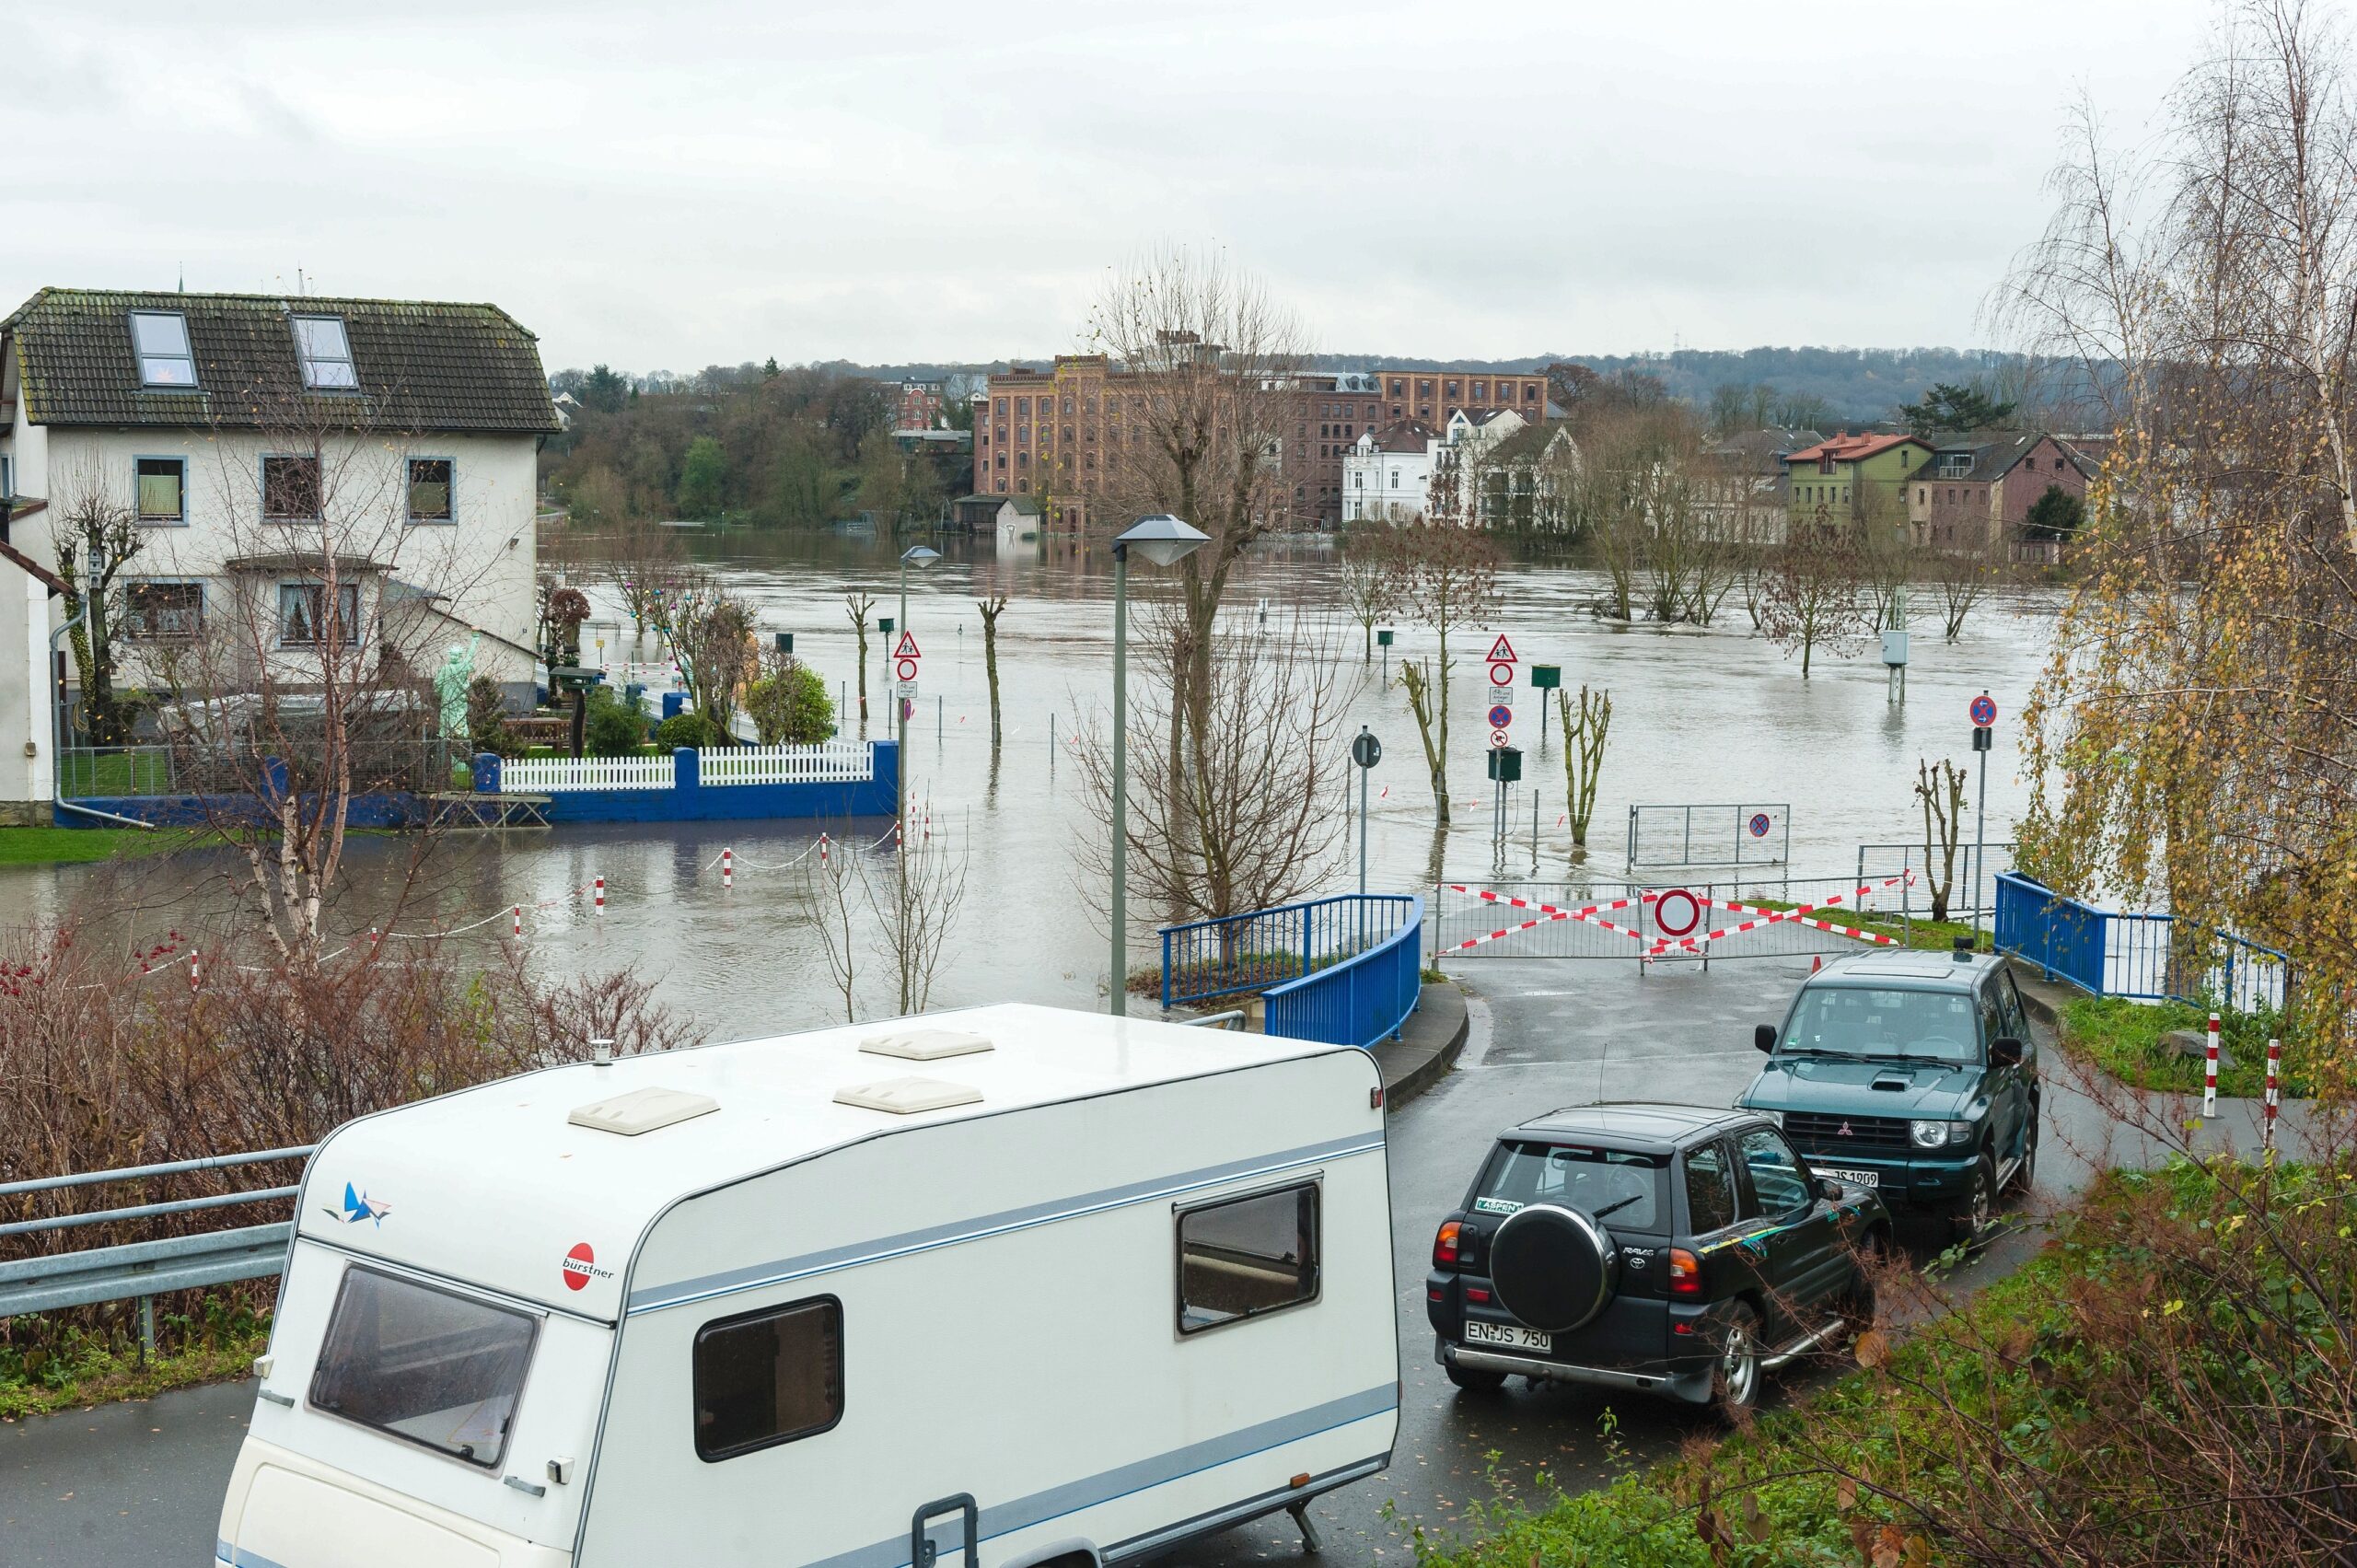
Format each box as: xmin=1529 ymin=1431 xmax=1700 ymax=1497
xmin=1160 ymin=894 xmax=1423 ymax=1051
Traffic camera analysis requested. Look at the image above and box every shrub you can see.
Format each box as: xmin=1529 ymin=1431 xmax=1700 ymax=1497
xmin=654 ymin=711 xmax=723 ymax=750
xmin=743 ymin=657 xmax=835 ymax=746
xmin=583 ymin=687 xmax=648 ymax=756
xmin=465 ymin=674 xmax=525 ymax=759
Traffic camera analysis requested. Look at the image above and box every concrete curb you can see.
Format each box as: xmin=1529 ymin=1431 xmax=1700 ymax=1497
xmin=1373 ymin=982 xmax=1469 ymax=1108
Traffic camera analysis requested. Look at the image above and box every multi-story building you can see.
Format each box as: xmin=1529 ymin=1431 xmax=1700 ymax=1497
xmin=1783 ymin=432 xmax=1933 ymax=535
xmin=1371 ymin=368 xmax=1549 ymax=430
xmin=1341 ymin=422 xmax=1438 ymax=523
xmin=888 ymin=377 xmax=946 ymax=432
xmin=1903 ymin=433 xmax=2096 ymax=554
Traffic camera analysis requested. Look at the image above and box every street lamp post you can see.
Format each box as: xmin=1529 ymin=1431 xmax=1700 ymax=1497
xmin=1109 ymin=515 xmax=1209 ymax=1017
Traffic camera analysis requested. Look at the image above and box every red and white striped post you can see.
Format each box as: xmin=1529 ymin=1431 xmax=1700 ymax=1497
xmin=722 ymin=848 xmax=734 ymax=889
xmin=188 ymin=950 xmax=201 ymax=992
xmin=512 ymin=905 xmax=523 ymax=938
xmin=2264 ymin=1037 xmax=2282 ymax=1154
xmin=594 ymin=876 xmax=606 ymax=912
xmin=819 ymin=832 xmax=830 ymax=865
xmin=2203 ymin=1012 xmax=2221 ymax=1119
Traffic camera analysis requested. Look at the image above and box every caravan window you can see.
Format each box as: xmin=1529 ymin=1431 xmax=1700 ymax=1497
xmin=692 ymin=1296 xmax=843 ymax=1461
xmin=308 ymin=1267 xmax=539 ymax=1469
xmin=1177 ymin=1181 xmax=1320 ymax=1335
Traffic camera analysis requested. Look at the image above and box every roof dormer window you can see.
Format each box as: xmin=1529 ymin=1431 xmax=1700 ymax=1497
xmin=293 ymin=315 xmax=357 ymax=389
xmin=130 ymin=311 xmax=197 ymax=388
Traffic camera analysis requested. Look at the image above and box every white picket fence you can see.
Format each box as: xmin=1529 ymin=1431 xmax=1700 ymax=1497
xmin=499 ymin=742 xmax=874 ymax=794
xmin=699 ymin=741 xmax=874 ymax=785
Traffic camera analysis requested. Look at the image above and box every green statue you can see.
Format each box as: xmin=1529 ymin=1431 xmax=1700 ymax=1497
xmin=434 ymin=635 xmax=481 ymax=740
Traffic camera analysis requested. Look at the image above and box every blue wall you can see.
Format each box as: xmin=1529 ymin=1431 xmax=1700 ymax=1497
xmin=55 ymin=791 xmax=429 ymax=830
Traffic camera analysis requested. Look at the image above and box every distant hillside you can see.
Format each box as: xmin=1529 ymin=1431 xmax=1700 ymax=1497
xmin=560 ymin=346 xmax=2054 ymax=426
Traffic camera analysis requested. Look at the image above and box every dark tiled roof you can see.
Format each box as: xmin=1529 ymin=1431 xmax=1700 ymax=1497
xmin=1480 ymin=424 xmax=1576 ymax=465
xmin=2 ymin=288 xmax=562 ymax=435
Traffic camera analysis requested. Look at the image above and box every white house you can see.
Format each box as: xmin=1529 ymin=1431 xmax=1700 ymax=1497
xmin=0 ymin=288 xmax=559 ymax=812
xmin=1426 ymin=407 xmax=1528 ymax=522
xmin=1341 ymin=421 xmax=1436 ymax=523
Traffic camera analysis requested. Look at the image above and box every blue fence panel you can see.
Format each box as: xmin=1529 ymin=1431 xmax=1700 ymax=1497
xmin=1264 ymin=897 xmax=1425 ymax=1051
xmin=1994 ymin=870 xmax=2292 ymax=1010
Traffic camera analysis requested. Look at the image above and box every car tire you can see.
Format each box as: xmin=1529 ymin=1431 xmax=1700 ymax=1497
xmin=1713 ymin=1302 xmax=1762 ymax=1418
xmin=1952 ymin=1153 xmax=1997 ymax=1243
xmin=1444 ymin=1355 xmax=1507 ymax=1394
xmin=2003 ymin=1109 xmax=2039 ymax=1198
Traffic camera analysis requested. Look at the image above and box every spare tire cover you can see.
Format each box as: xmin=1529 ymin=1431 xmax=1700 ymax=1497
xmin=1488 ymin=1203 xmax=1619 ymax=1333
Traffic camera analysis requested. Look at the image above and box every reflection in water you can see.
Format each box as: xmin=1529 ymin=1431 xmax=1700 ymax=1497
xmin=6 ymin=532 xmax=2057 ymax=1043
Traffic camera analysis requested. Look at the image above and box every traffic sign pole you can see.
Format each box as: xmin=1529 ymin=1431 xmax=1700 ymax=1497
xmin=1969 ymin=691 xmax=1996 ymax=947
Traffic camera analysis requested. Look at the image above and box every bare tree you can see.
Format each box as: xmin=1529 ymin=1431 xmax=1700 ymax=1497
xmin=1759 ymin=528 xmax=1867 ymax=677
xmin=975 ymin=590 xmax=1009 ymax=744
xmin=654 ymin=573 xmax=754 ymax=731
xmin=47 ymin=456 xmax=148 ymax=745
xmin=598 ymin=514 xmax=689 ymax=645
xmin=1915 ymin=756 xmax=1968 ymax=921
xmin=1074 ymin=608 xmax=1354 ymax=925
xmin=1925 ymin=531 xmax=2003 ymax=638
xmin=1557 ymin=684 xmax=1614 ymax=853
xmin=1334 ymin=528 xmax=1402 ymax=663
xmin=1391 ymin=523 xmax=1502 ymax=826
xmin=843 ymin=590 xmax=876 ymax=729
xmin=875 ymin=808 xmax=970 ymax=1014
xmin=796 ymin=832 xmax=867 ymax=1023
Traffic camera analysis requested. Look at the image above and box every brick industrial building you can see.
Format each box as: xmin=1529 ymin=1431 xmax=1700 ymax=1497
xmin=972 ymin=357 xmax=1550 ymax=529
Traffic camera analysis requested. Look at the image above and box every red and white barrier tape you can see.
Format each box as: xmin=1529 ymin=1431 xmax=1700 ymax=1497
xmin=2204 ymin=1012 xmax=2221 ymax=1120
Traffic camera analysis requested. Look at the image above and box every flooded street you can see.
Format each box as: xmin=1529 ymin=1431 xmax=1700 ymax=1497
xmin=15 ymin=532 xmax=2053 ymax=1042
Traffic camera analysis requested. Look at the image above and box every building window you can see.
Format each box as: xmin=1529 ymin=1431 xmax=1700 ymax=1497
xmin=406 ymin=459 xmax=453 ymax=523
xmin=1016 ymin=478 xmax=1029 ymax=493
xmin=292 ymin=316 xmax=357 ymax=390
xmin=1445 ymin=380 xmax=1460 ymax=399
xmin=1471 ymin=380 xmax=1486 ymax=399
xmin=1391 ymin=469 xmax=1401 ymax=488
xmin=135 ymin=458 xmax=186 ymax=525
xmin=692 ymin=1296 xmax=842 ymax=1462
xmin=1016 ymin=397 xmax=1029 ymax=416
xmin=1178 ymin=1181 xmax=1320 ymax=1335
xmin=129 ymin=311 xmax=198 ymax=388
xmin=124 ymin=580 xmax=203 ymax=640
xmin=279 ymin=582 xmax=360 ymax=646
xmin=993 ymin=453 xmax=1005 ymax=470
xmin=261 ymin=455 xmax=322 ymax=521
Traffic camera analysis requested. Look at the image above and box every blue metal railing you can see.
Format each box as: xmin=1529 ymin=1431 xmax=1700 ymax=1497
xmin=1993 ymin=871 xmax=2291 ymax=1011
xmin=1160 ymin=893 xmax=1422 ymax=1050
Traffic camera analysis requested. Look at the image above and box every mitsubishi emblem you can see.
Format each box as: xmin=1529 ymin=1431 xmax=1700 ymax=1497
xmin=1836 ymin=1121 xmax=1854 ymax=1137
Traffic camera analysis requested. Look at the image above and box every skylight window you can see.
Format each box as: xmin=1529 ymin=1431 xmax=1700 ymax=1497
xmin=130 ymin=312 xmax=197 ymax=388
xmin=293 ymin=316 xmax=357 ymax=390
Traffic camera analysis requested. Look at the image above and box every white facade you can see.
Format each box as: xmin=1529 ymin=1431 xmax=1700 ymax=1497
xmin=1341 ymin=432 xmax=1433 ymax=524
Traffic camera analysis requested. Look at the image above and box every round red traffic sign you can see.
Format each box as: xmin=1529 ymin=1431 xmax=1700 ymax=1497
xmin=1490 ymin=727 xmax=1510 ymax=748
xmin=1488 ymin=662 xmax=1515 ymax=686
xmin=897 ymin=657 xmax=919 ymax=681
xmin=1655 ymin=888 xmax=1701 ymax=937
xmin=1748 ymin=812 xmax=1771 ymax=839
xmin=1969 ymin=693 xmax=1997 ymax=727
xmin=1488 ymin=703 xmax=1513 ymax=728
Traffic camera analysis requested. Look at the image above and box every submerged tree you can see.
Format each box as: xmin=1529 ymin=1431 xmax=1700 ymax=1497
xmin=1392 ymin=523 xmax=1503 ymax=826
xmin=975 ymin=590 xmax=1010 ymax=744
xmin=1759 ymin=528 xmax=1866 ymax=677
xmin=1557 ymin=684 xmax=1614 ymax=853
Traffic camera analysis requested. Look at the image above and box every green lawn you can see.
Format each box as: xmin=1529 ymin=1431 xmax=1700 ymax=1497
xmin=55 ymin=749 xmax=175 ymax=797
xmin=0 ymin=825 xmax=205 ymax=865
xmin=2059 ymin=993 xmax=2307 ymax=1098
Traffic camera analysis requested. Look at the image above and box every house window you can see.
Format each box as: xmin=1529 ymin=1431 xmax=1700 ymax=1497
xmin=1178 ymin=1181 xmax=1319 ymax=1335
xmin=124 ymin=580 xmax=203 ymax=640
xmin=406 ymin=459 xmax=453 ymax=523
xmin=135 ymin=458 xmax=186 ymax=525
xmin=278 ymin=582 xmax=361 ymax=646
xmin=1471 ymin=380 xmax=1486 ymax=399
xmin=292 ymin=316 xmax=357 ymax=390
xmin=692 ymin=1296 xmax=842 ymax=1462
xmin=261 ymin=455 xmax=322 ymax=521
xmin=129 ymin=311 xmax=198 ymax=388
xmin=1391 ymin=470 xmax=1401 ymax=487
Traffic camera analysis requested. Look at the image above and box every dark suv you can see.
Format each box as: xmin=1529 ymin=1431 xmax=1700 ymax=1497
xmin=1427 ymin=1104 xmax=1889 ymax=1414
xmin=1736 ymin=943 xmax=2040 ymax=1240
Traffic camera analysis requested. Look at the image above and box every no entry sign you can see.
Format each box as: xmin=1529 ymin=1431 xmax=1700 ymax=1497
xmin=1486 ymin=633 xmax=1517 ymax=690
xmin=897 ymin=657 xmax=919 ymax=681
xmin=1654 ymin=888 xmax=1702 ymax=938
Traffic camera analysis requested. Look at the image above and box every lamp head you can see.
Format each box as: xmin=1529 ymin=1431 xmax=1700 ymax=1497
xmin=1115 ymin=514 xmax=1209 ymax=568
xmin=900 ymin=545 xmax=942 ymax=569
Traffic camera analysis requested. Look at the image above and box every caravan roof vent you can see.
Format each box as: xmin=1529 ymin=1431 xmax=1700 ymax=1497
xmin=567 ymin=1086 xmax=720 ymax=1137
xmin=860 ymin=1028 xmax=993 ymax=1062
xmin=832 ymin=1076 xmax=983 ymax=1116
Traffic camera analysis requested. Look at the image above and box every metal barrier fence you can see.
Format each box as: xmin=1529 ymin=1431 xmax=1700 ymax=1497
xmin=1431 ymin=872 xmax=1925 ymax=963
xmin=1263 ymin=896 xmax=1424 ymax=1051
xmin=1854 ymin=841 xmax=2016 ymax=929
xmin=1160 ymin=893 xmax=1420 ymax=1010
xmin=1627 ymin=802 xmax=1790 ymax=872
xmin=58 ymin=739 xmax=462 ymax=799
xmin=0 ymin=1145 xmax=313 ymax=1350
xmin=1994 ymin=871 xmax=2292 ymax=1011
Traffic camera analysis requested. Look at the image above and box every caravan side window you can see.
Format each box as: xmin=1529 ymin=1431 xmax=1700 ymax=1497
xmin=692 ymin=1295 xmax=842 ymax=1461
xmin=1176 ymin=1180 xmax=1320 ymax=1335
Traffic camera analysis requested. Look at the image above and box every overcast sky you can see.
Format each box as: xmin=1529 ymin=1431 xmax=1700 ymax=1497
xmin=5 ymin=2 xmax=2213 ymax=373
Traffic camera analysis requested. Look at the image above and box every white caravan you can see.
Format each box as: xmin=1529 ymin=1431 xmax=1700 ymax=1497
xmin=215 ymin=1004 xmax=1399 ymax=1568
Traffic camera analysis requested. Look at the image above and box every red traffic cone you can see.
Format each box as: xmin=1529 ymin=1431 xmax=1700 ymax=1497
xmin=1810 ymin=954 xmax=1822 ymax=973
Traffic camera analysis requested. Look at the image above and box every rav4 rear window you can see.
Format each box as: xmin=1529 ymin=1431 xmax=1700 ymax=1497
xmin=1474 ymin=1142 xmax=1664 ymax=1231
xmin=308 ymin=1266 xmax=539 ymax=1469
xmin=1782 ymin=986 xmax=1981 ymax=1063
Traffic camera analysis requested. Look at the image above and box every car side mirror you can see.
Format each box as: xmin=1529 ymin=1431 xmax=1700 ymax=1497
xmin=1754 ymin=1024 xmax=1777 ymax=1054
xmin=1991 ymin=1036 xmax=2024 ymax=1068
xmin=1817 ymin=1177 xmax=1844 ymax=1202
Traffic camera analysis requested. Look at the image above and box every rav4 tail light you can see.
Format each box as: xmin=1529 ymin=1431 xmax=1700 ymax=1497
xmin=1667 ymin=1247 xmax=1703 ymax=1297
xmin=1434 ymin=1219 xmax=1463 ymax=1269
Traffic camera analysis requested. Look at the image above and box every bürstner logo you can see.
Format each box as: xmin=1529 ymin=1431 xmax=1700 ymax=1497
xmin=1837 ymin=1121 xmax=1854 ymax=1137
xmin=563 ymin=1242 xmax=613 ymax=1292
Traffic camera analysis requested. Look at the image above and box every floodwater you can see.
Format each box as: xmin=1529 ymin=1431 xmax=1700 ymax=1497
xmin=9 ymin=531 xmax=2052 ymax=1043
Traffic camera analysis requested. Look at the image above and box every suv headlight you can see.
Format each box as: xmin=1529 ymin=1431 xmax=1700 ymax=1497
xmin=1910 ymin=1119 xmax=1975 ymax=1148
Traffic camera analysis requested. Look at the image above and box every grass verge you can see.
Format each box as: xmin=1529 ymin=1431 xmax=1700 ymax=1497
xmin=2057 ymin=993 xmax=2307 ymax=1098
xmin=0 ymin=825 xmax=216 ymax=865
xmin=0 ymin=1300 xmax=270 ymax=1420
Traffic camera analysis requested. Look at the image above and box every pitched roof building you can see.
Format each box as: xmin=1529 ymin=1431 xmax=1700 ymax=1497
xmin=1904 ymin=432 xmax=2097 ymax=555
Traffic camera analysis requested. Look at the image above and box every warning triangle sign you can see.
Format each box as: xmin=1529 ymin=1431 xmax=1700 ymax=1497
xmin=1485 ymin=633 xmax=1517 ymax=664
xmin=894 ymin=632 xmax=922 ymax=659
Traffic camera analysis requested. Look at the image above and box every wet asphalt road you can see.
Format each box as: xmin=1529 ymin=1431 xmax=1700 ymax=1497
xmin=1 ymin=953 xmax=2200 ymax=1568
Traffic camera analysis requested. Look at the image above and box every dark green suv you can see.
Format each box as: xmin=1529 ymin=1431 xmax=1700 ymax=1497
xmin=1736 ymin=942 xmax=2039 ymax=1240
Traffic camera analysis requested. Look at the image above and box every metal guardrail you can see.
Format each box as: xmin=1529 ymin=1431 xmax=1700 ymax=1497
xmin=1263 ymin=895 xmax=1424 ymax=1051
xmin=1160 ymin=893 xmax=1421 ymax=1011
xmin=1994 ymin=870 xmax=2292 ymax=1011
xmin=0 ymin=1145 xmax=313 ymax=1353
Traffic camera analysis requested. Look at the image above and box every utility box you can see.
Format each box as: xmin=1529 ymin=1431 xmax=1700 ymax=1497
xmin=1881 ymin=630 xmax=1909 ymax=668
xmin=1487 ymin=747 xmax=1523 ymax=784
xmin=775 ymin=633 xmax=794 ymax=656
xmin=1376 ymin=628 xmax=1395 ymax=648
